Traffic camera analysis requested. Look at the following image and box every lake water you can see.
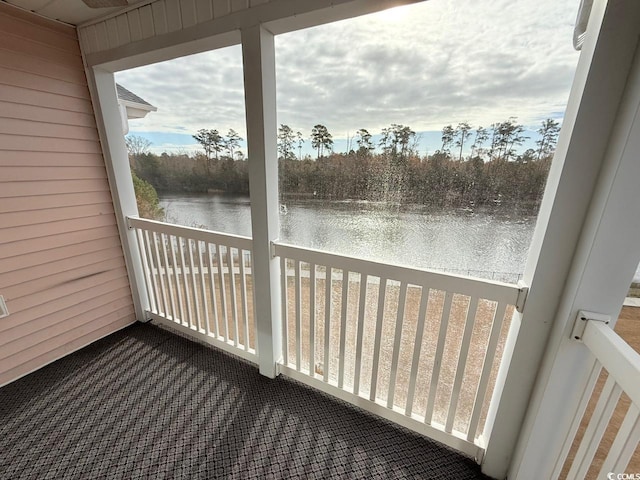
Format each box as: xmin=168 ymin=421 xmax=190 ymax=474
xmin=160 ymin=193 xmax=539 ymax=283
xmin=159 ymin=193 xmax=640 ymax=283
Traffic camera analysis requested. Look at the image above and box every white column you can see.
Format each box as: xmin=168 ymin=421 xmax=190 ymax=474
xmin=504 ymin=5 xmax=640 ymax=477
xmin=242 ymin=24 xmax=282 ymax=378
xmin=85 ymin=67 xmax=149 ymax=321
xmin=481 ymin=1 xmax=640 ymax=477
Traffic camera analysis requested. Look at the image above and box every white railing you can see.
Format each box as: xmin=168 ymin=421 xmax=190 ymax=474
xmin=557 ymin=318 xmax=640 ymax=479
xmin=128 ymin=217 xmax=257 ymax=362
xmin=273 ymin=242 xmax=526 ymax=459
xmin=127 ymin=217 xmax=534 ymax=460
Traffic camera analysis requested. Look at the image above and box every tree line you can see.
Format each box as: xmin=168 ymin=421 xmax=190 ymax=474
xmin=128 ymin=118 xmax=559 ymax=216
xmin=275 ymin=118 xmax=560 ymax=163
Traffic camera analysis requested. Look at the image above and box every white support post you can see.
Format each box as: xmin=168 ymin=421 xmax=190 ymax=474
xmin=508 ymin=29 xmax=640 ymax=477
xmin=85 ymin=67 xmax=150 ymax=322
xmin=480 ymin=1 xmax=640 ymax=477
xmin=242 ymin=24 xmax=282 ymax=378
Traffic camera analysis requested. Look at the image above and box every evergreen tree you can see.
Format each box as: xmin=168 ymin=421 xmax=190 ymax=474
xmin=310 ymin=124 xmax=333 ymax=159
xmin=224 ymin=129 xmax=242 ymax=159
xmin=278 ymin=124 xmax=296 ymax=160
xmin=536 ymin=118 xmax=561 ymax=160
xmin=355 ymin=128 xmax=374 ymax=155
xmin=441 ymin=125 xmax=455 ymax=156
xmin=193 ymin=128 xmax=223 ymax=161
xmin=454 ymin=122 xmax=472 ymax=161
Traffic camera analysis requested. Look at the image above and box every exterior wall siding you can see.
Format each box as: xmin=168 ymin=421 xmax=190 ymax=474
xmin=0 ymin=3 xmax=136 ymax=387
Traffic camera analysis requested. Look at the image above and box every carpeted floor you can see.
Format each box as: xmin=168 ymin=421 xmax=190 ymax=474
xmin=0 ymin=322 xmax=490 ymax=479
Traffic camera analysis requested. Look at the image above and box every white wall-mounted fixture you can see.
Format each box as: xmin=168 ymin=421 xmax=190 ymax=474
xmin=571 ymin=310 xmax=611 ymax=341
xmin=0 ymin=295 xmax=9 ymax=319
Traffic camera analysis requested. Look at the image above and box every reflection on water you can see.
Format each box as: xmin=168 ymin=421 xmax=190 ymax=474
xmin=160 ymin=193 xmax=537 ymax=282
xmin=162 ymin=194 xmax=253 ymax=235
xmin=281 ymin=201 xmax=534 ymax=280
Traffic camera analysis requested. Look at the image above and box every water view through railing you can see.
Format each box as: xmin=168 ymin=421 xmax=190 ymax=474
xmin=129 ymin=216 xmax=524 ymax=458
xmin=129 ymin=217 xmax=257 ymax=362
xmin=159 ymin=193 xmax=535 ymax=284
xmin=276 ymin=242 xmax=522 ymax=457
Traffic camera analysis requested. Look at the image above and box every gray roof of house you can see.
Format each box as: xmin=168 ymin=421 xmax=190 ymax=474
xmin=116 ymin=83 xmax=154 ymax=107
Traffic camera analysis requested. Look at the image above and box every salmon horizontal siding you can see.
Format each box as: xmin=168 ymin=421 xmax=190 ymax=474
xmin=0 ymin=135 xmax=102 ymax=153
xmin=0 ymin=102 xmax=96 ymax=128
xmin=0 ymin=306 xmax=130 ymax=363
xmin=4 ymin=258 xmax=128 ymax=306
xmin=0 ymin=178 xmax=110 ymax=197
xmin=0 ymin=226 xmax=119 ymax=259
xmin=0 ymin=286 xmax=133 ymax=348
xmin=0 ymin=246 xmax=125 ymax=289
xmin=1 ymin=215 xmax=117 ymax=245
xmin=0 ymin=85 xmax=93 ymax=113
xmin=0 ymin=151 xmax=103 ymax=167
xmin=0 ymin=119 xmax=99 ymax=142
xmin=0 ymin=5 xmax=135 ymax=386
xmin=1 ymin=165 xmax=107 ymax=182
xmin=1 ymin=221 xmax=118 ymax=257
xmin=0 ymin=203 xmax=115 ymax=229
xmin=1 ymin=31 xmax=82 ymax=69
xmin=0 ymin=191 xmax=114 ymax=213
xmin=0 ymin=67 xmax=90 ymax=99
xmin=1 ymin=287 xmax=133 ymax=348
xmin=0 ymin=12 xmax=80 ymax=54
xmin=8 ymin=269 xmax=129 ymax=314
xmin=0 ymin=235 xmax=122 ymax=273
xmin=0 ymin=3 xmax=76 ymax=39
xmin=0 ymin=310 xmax=135 ymax=387
xmin=0 ymin=49 xmax=87 ymax=86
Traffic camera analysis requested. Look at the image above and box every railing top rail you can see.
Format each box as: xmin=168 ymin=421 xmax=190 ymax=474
xmin=127 ymin=216 xmax=253 ymax=250
xmin=274 ymin=241 xmax=523 ymax=305
xmin=583 ymin=320 xmax=640 ymax=407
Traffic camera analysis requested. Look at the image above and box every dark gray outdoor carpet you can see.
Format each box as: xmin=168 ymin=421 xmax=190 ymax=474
xmin=0 ymin=322 xmax=490 ymax=479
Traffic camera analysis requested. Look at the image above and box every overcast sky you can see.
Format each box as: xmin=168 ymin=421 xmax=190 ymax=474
xmin=116 ymin=0 xmax=580 ymax=156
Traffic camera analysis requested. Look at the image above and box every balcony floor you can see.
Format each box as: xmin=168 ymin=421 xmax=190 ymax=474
xmin=0 ymin=322 xmax=489 ymax=479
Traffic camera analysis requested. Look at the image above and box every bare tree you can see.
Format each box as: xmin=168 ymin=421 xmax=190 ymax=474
xmin=125 ymin=135 xmax=152 ymax=157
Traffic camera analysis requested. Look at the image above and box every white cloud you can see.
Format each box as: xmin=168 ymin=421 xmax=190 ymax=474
xmin=116 ymin=0 xmax=579 ymax=146
xmin=117 ymin=45 xmax=247 ymax=137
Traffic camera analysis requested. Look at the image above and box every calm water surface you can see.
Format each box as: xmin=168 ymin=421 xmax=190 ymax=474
xmin=160 ymin=193 xmax=539 ymax=282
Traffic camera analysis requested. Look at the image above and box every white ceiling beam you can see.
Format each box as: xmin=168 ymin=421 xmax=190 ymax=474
xmin=82 ymin=0 xmax=423 ymax=71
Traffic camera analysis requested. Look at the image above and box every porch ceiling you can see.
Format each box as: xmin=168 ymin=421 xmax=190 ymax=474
xmin=5 ymin=0 xmax=148 ymax=26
